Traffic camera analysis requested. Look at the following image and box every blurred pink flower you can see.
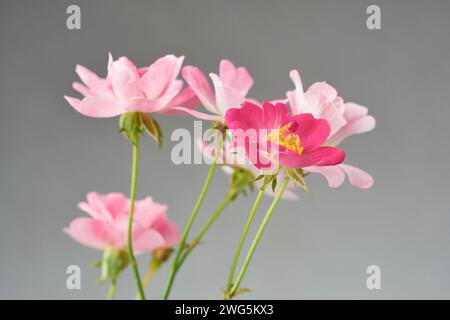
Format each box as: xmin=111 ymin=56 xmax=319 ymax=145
xmin=225 ymin=101 xmax=345 ymax=171
xmin=64 ymin=192 xmax=179 ymax=254
xmin=287 ymin=70 xmax=376 ymax=189
xmin=171 ymin=60 xmax=254 ymax=121
xmin=64 ymin=54 xmax=199 ymax=118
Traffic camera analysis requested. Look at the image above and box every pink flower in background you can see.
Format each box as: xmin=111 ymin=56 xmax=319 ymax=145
xmin=171 ymin=60 xmax=254 ymax=121
xmin=225 ymin=101 xmax=345 ymax=171
xmin=287 ymin=70 xmax=376 ymax=188
xmin=64 ymin=192 xmax=179 ymax=254
xmin=64 ymin=54 xmax=198 ymax=118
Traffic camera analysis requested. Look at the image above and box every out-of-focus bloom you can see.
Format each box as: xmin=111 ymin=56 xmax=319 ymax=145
xmin=64 ymin=54 xmax=198 ymax=118
xmin=64 ymin=192 xmax=179 ymax=254
xmin=225 ymin=101 xmax=345 ymax=171
xmin=172 ymin=60 xmax=254 ymax=121
xmin=287 ymin=70 xmax=375 ymax=189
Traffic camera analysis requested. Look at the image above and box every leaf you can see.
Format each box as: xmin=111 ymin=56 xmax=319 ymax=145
xmin=271 ymin=177 xmax=278 ymax=192
xmin=255 ymin=175 xmax=264 ymax=181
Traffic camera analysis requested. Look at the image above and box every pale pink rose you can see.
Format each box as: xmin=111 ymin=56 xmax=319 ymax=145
xmin=287 ymin=70 xmax=376 ymax=189
xmin=171 ymin=59 xmax=254 ymax=121
xmin=64 ymin=54 xmax=199 ymax=118
xmin=64 ymin=192 xmax=179 ymax=254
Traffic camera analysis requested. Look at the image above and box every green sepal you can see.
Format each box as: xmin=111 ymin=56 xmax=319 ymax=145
xmin=228 ymin=168 xmax=255 ymax=200
xmin=139 ymin=113 xmax=164 ymax=148
xmin=284 ymin=168 xmax=308 ymax=192
xmin=261 ymin=174 xmax=277 ymax=190
xmin=98 ymin=247 xmax=129 ymax=285
xmin=118 ymin=112 xmax=141 ymax=145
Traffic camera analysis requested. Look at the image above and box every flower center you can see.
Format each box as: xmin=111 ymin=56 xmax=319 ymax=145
xmin=267 ymin=123 xmax=304 ymax=156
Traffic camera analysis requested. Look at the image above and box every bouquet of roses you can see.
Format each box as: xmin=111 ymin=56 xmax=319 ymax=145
xmin=64 ymin=54 xmax=375 ymax=299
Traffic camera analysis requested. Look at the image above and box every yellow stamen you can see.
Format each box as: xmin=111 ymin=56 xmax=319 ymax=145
xmin=267 ymin=124 xmax=304 ymax=155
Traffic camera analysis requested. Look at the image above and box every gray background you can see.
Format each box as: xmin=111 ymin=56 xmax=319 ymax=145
xmin=1 ymin=0 xmax=449 ymax=299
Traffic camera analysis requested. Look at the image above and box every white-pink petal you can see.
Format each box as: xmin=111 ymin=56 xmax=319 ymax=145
xmin=305 ymin=165 xmax=346 ymax=188
xmin=210 ymin=73 xmax=246 ymax=116
xmin=340 ymin=164 xmax=374 ymax=189
xmin=219 ymin=59 xmax=253 ymax=96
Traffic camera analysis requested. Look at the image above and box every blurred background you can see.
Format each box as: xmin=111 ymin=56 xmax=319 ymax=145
xmin=1 ymin=0 xmax=450 ymax=299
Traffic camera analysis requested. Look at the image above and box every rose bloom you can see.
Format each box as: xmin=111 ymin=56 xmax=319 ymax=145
xmin=64 ymin=192 xmax=179 ymax=254
xmin=64 ymin=54 xmax=198 ymax=118
xmin=225 ymin=101 xmax=345 ymax=171
xmin=287 ymin=70 xmax=376 ymax=188
xmin=172 ymin=59 xmax=254 ymax=121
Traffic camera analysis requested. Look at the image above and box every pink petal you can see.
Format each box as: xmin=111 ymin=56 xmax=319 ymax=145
xmin=102 ymin=193 xmax=129 ymax=218
xmin=305 ymin=165 xmax=346 ymax=188
xmin=80 ymin=192 xmax=115 ymax=222
xmin=120 ymin=97 xmax=152 ymax=113
xmin=65 ymin=95 xmax=123 ymax=118
xmin=282 ymin=146 xmax=345 ymax=168
xmin=287 ymin=69 xmax=305 ymax=115
xmin=225 ymin=101 xmax=264 ymax=131
xmin=72 ymin=82 xmax=93 ymax=97
xmin=75 ymin=64 xmax=112 ymax=97
xmin=261 ymin=101 xmax=291 ymax=130
xmin=133 ymin=197 xmax=167 ymax=228
xmin=148 ymin=79 xmax=183 ymax=112
xmin=140 ymin=55 xmax=184 ymax=100
xmin=307 ymin=81 xmax=338 ymax=101
xmin=169 ymin=107 xmax=221 ymax=120
xmin=210 ymin=73 xmax=246 ymax=115
xmin=340 ymin=164 xmax=374 ymax=189
xmin=342 ymin=102 xmax=369 ymax=122
xmin=321 ymin=102 xmax=347 ymax=136
xmin=64 ymin=217 xmax=121 ymax=250
xmin=219 ymin=59 xmax=254 ymax=96
xmin=160 ymin=87 xmax=200 ymax=114
xmin=108 ymin=55 xmax=143 ymax=101
xmin=133 ymin=230 xmax=166 ymax=254
xmin=290 ymin=113 xmax=331 ymax=150
xmin=328 ymin=114 xmax=376 ymax=146
xmin=152 ymin=218 xmax=180 ymax=246
xmin=182 ymin=66 xmax=218 ymax=114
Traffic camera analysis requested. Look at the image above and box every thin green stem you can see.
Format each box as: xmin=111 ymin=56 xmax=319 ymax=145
xmin=135 ymin=257 xmax=162 ymax=299
xmin=177 ymin=193 xmax=234 ymax=267
xmin=229 ymin=176 xmax=290 ymax=297
xmin=107 ymin=278 xmax=117 ymax=300
xmin=162 ymin=135 xmax=223 ymax=300
xmin=127 ymin=132 xmax=146 ymax=300
xmin=226 ymin=188 xmax=265 ymax=292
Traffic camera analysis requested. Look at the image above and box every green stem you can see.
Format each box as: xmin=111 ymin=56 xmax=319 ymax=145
xmin=229 ymin=176 xmax=289 ymax=298
xmin=226 ymin=188 xmax=266 ymax=292
xmin=162 ymin=135 xmax=223 ymax=300
xmin=127 ymin=132 xmax=146 ymax=300
xmin=107 ymin=278 xmax=117 ymax=300
xmin=135 ymin=257 xmax=162 ymax=299
xmin=177 ymin=193 xmax=234 ymax=267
